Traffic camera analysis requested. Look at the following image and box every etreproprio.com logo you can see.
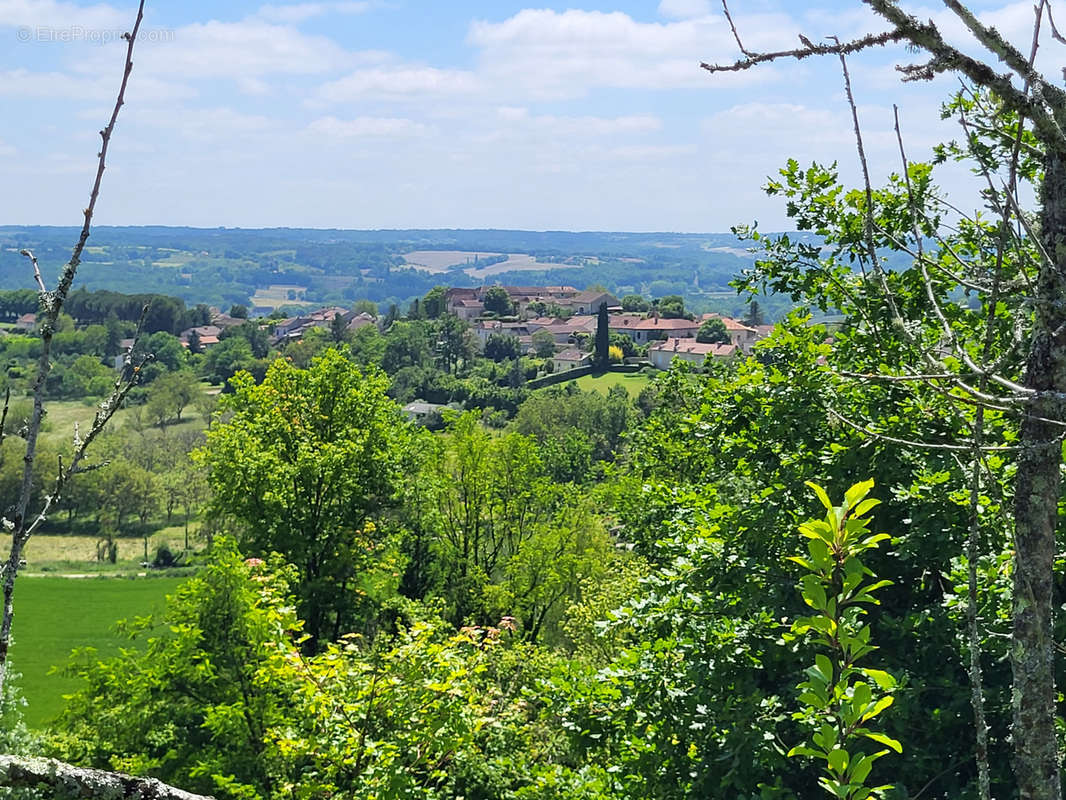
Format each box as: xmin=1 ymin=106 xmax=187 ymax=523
xmin=16 ymin=25 xmax=175 ymax=44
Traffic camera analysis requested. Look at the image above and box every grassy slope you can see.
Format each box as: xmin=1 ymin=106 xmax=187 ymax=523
xmin=39 ymin=397 xmax=210 ymax=447
xmin=8 ymin=576 xmax=184 ymax=728
xmin=573 ymin=371 xmax=652 ymax=397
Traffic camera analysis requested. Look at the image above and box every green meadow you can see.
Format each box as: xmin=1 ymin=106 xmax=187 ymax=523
xmin=8 ymin=576 xmax=184 ymax=728
xmin=573 ymin=371 xmax=652 ymax=397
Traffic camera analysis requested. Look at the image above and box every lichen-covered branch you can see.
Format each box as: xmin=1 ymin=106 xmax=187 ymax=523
xmin=699 ymin=27 xmax=903 ymax=74
xmin=0 ymin=755 xmax=214 ymax=800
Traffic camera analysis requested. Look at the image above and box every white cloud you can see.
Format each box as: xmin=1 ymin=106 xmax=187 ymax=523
xmin=499 ymin=112 xmax=662 ymax=137
xmin=71 ymin=18 xmax=354 ymax=85
xmin=0 ymin=0 xmax=127 ymax=29
xmin=657 ymin=0 xmax=711 ymax=20
xmin=126 ymin=106 xmax=273 ymax=144
xmin=467 ymin=9 xmax=784 ymax=98
xmin=314 ymin=66 xmax=482 ymax=102
xmin=306 ymin=115 xmax=429 ymax=138
xmin=256 ymin=2 xmax=371 ymax=24
xmin=606 ymin=143 xmax=696 ymax=160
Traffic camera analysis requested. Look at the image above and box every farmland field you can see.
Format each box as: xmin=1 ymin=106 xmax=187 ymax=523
xmin=402 ymin=251 xmax=568 ymax=278
xmin=464 ymin=254 xmax=556 ymax=278
xmin=8 ymin=576 xmax=184 ymax=727
xmin=402 ymin=250 xmax=504 ymax=272
xmin=250 ymin=284 xmax=313 ymax=309
xmin=573 ymin=371 xmax=653 ymax=397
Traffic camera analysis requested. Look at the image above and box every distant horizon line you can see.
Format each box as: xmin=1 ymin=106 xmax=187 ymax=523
xmin=0 ymin=224 xmax=791 ymax=237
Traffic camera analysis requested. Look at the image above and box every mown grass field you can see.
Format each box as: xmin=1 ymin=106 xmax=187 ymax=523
xmin=14 ymin=531 xmax=191 ymax=571
xmin=38 ymin=396 xmax=211 ymax=448
xmin=573 ymin=371 xmax=653 ymax=397
xmin=9 ymin=576 xmax=184 ymax=728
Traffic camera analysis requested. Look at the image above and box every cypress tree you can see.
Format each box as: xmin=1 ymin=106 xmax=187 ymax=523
xmin=594 ymin=302 xmax=609 ymax=369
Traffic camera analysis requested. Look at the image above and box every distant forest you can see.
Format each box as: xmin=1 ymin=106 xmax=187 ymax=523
xmin=0 ymin=226 xmax=814 ymax=319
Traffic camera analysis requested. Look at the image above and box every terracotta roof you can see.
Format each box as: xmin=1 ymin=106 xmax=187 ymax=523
xmin=502 ymin=285 xmax=577 ymax=296
xmin=650 ymin=338 xmax=736 ymax=357
xmin=634 ymin=317 xmax=700 ymax=330
xmin=607 ymin=314 xmax=645 ymax=329
xmin=554 ymin=348 xmax=590 ymax=361
xmin=211 ymin=314 xmax=246 ymax=328
xmin=182 ymin=324 xmax=222 ymax=340
xmin=347 ymin=313 xmax=376 ymax=330
xmin=702 ymin=313 xmax=756 ymax=332
xmin=571 ymin=290 xmax=616 ymax=303
xmin=541 ymin=316 xmax=596 ymax=334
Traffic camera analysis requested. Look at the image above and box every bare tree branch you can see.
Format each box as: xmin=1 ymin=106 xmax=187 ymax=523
xmin=699 ymin=29 xmax=904 ymax=74
xmin=1046 ymin=0 xmax=1066 ymax=45
xmin=862 ymin=0 xmax=1066 ymax=147
xmin=0 ymin=0 xmax=146 ymax=701
xmin=719 ymin=0 xmax=754 ymax=57
xmin=18 ymin=249 xmax=47 ymax=294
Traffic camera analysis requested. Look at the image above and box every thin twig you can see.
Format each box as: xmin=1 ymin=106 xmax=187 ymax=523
xmin=720 ymin=0 xmax=754 ymax=57
xmin=0 ymin=0 xmax=146 ymax=700
xmin=17 ymin=249 xmax=46 ymax=293
xmin=0 ymin=388 xmax=9 ymax=445
xmin=827 ymin=406 xmax=1023 ymax=451
xmin=1047 ymin=0 xmax=1066 ymax=44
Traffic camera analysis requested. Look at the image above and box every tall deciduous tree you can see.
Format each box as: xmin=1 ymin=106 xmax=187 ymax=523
xmin=704 ymin=3 xmax=1066 ymax=796
xmin=195 ymin=348 xmax=412 ymax=649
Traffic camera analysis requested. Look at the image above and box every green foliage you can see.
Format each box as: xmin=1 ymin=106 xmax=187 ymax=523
xmin=196 ymin=348 xmax=412 ymax=648
xmin=482 ymin=285 xmax=515 ymax=316
xmin=406 ymin=412 xmax=614 ymax=641
xmin=653 ymin=294 xmax=688 ymax=319
xmin=621 ymin=294 xmax=650 ymax=313
xmin=485 ymin=332 xmax=522 ymax=362
xmin=532 ymin=329 xmax=556 ymax=359
xmin=697 ymin=317 xmax=730 ymax=344
xmin=202 ymin=336 xmax=260 ymax=386
xmin=743 ymin=301 xmax=765 ymax=327
xmin=50 ymin=542 xmax=303 ymax=799
xmin=422 ymin=286 xmax=447 ymax=319
xmin=512 ymin=384 xmax=632 ymax=480
xmin=144 ymin=369 xmax=200 ymax=427
xmin=787 ymin=481 xmax=900 ymax=800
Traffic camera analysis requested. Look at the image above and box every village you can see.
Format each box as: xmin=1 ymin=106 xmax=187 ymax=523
xmin=165 ymin=283 xmax=773 ymax=375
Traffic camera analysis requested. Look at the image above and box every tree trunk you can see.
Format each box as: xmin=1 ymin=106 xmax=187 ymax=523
xmin=1012 ymin=145 xmax=1066 ymax=800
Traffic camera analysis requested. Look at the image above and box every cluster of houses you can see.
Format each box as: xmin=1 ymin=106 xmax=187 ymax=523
xmin=448 ymin=285 xmax=771 ymax=371
xmin=177 ymin=311 xmax=245 ymax=349
xmin=174 ymin=307 xmax=377 ymax=350
xmin=166 ymin=285 xmax=771 ymax=375
xmin=445 ymin=285 xmax=618 ymax=320
xmin=268 ymin=307 xmax=376 ymax=345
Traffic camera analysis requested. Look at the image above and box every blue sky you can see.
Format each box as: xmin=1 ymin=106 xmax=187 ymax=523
xmin=0 ymin=0 xmax=1046 ymax=231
